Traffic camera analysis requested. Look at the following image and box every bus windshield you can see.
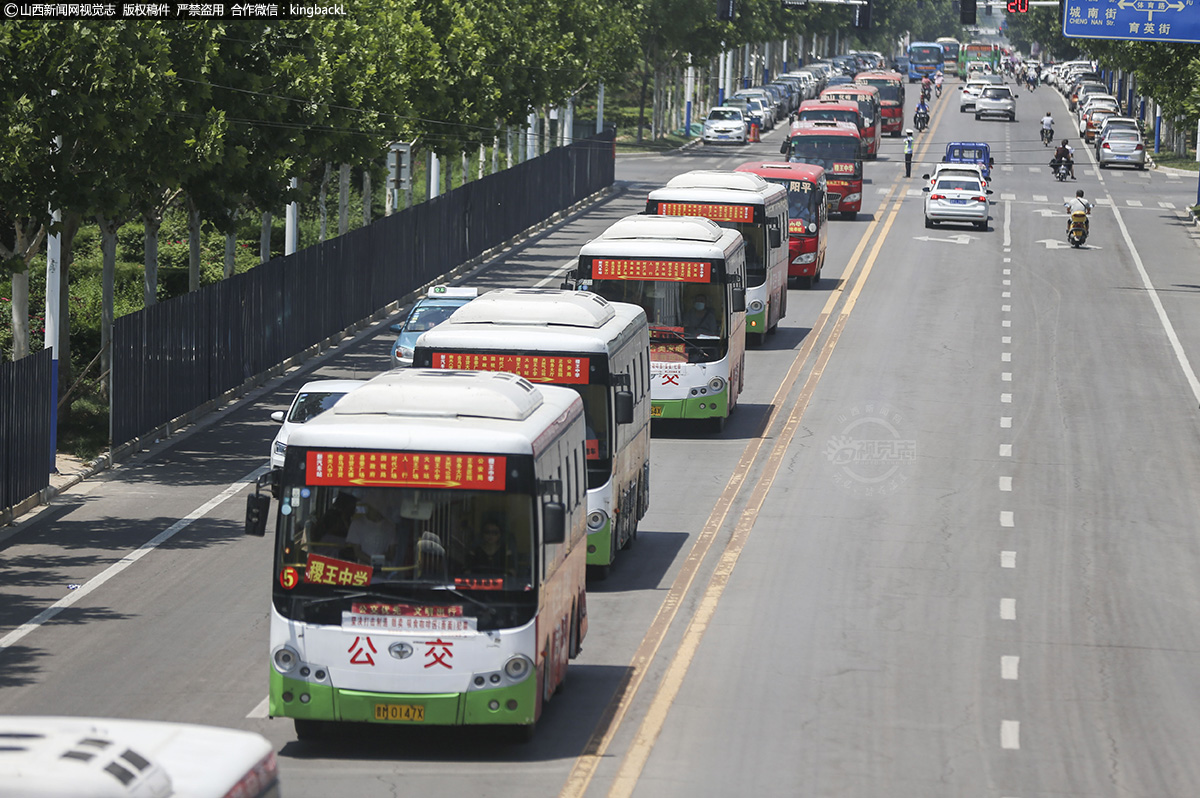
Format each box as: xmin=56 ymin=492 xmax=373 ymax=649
xmin=590 ymin=280 xmax=729 ymax=362
xmin=909 ymin=46 xmax=942 ymax=65
xmin=573 ymin=383 xmax=611 ymax=487
xmin=763 ymin=178 xmax=821 ymax=231
xmin=786 ymin=136 xmax=861 ymax=176
xmin=276 ymin=484 xmax=537 ymax=604
xmin=858 ymin=79 xmax=900 ymax=103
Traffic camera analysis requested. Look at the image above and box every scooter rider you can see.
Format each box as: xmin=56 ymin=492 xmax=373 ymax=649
xmin=933 ymin=70 xmax=944 ymax=96
xmin=1064 ymin=189 xmax=1093 ymax=234
xmin=915 ymin=97 xmax=930 ymax=129
xmin=1053 ymin=139 xmax=1076 ymax=179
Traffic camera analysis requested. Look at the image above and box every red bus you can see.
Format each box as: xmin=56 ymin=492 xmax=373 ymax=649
xmin=795 ymin=100 xmax=865 ymax=158
xmin=779 ymin=120 xmax=863 ymax=221
xmin=855 ymin=70 xmax=905 ymax=137
xmin=735 ymin=161 xmax=828 ymax=288
xmin=820 ymin=86 xmax=882 ymax=159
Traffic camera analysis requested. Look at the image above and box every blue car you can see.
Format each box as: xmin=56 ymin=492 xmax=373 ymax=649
xmin=943 ymin=141 xmax=994 ymax=181
xmin=389 ymin=285 xmax=478 ymax=367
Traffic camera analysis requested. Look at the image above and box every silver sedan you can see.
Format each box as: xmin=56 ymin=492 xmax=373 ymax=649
xmin=1097 ymin=130 xmax=1146 ymax=169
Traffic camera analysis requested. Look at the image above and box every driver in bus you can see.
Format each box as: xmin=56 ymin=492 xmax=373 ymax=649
xmin=683 ymin=288 xmax=719 ymax=336
xmin=346 ymin=499 xmax=396 ymax=565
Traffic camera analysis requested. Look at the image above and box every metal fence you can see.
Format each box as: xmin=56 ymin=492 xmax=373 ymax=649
xmin=112 ymin=132 xmax=615 ymax=448
xmin=0 ymin=349 xmax=53 ymax=514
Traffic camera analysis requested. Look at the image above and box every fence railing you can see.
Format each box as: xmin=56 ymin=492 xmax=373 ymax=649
xmin=0 ymin=349 xmax=53 ymax=516
xmin=111 ymin=132 xmax=615 ymax=449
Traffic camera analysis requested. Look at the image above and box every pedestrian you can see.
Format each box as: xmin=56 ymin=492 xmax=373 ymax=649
xmin=904 ymin=129 xmax=914 ymax=177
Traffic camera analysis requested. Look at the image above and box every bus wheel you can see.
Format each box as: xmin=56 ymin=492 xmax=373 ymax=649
xmin=505 ymin=724 xmax=537 ymax=744
xmin=749 ymin=331 xmax=766 ymax=347
xmin=710 ymin=415 xmax=726 ymax=433
xmin=293 ymin=719 xmax=330 ymax=741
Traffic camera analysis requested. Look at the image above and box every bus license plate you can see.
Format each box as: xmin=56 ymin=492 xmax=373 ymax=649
xmin=374 ymin=703 xmax=425 ymax=722
xmin=650 ymin=405 xmax=664 ymax=418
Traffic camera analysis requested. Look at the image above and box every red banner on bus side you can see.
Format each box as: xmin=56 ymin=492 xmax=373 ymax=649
xmin=306 ymin=451 xmax=507 ymax=490
xmin=592 ymin=259 xmax=712 ymax=282
xmin=429 ymin=352 xmax=590 ymax=384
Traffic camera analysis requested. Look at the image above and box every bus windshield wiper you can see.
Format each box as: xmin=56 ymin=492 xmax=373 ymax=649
xmin=432 ymin=585 xmax=497 ymax=617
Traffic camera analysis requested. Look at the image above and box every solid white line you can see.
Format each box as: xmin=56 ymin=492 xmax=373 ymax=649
xmin=1001 ymin=550 xmax=1016 ymax=568
xmin=534 ymin=259 xmax=578 ymax=289
xmin=1000 ymin=417 xmax=1012 ymax=428
xmin=1001 ymin=393 xmax=1012 ymax=403
xmin=0 ymin=467 xmax=268 ymax=651
xmin=1108 ymin=194 xmax=1200 ymax=406
xmin=1000 ymin=598 xmax=1017 ymax=620
xmin=1000 ymin=511 xmax=1014 ymax=527
xmin=1001 ymin=720 xmax=1021 ymax=749
xmin=247 ymin=696 xmax=270 ymax=719
xmin=1000 ymin=444 xmax=1012 ymax=457
xmin=1001 ymin=655 xmax=1020 ymax=680
xmin=1000 ymin=476 xmax=1012 ymax=491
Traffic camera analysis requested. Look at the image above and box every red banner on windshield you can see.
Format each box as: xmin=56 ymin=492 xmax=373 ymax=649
xmin=429 ymin=352 xmax=589 ymax=384
xmin=306 ymin=451 xmax=507 ymax=490
xmin=592 ymin=259 xmax=712 ymax=283
xmin=656 ymin=202 xmax=754 ymax=223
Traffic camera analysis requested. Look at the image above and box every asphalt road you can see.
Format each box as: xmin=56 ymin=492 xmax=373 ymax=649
xmin=4 ymin=75 xmax=1200 ymax=798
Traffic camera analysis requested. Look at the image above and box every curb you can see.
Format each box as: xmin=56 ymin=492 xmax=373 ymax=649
xmin=2 ymin=184 xmax=618 ymax=530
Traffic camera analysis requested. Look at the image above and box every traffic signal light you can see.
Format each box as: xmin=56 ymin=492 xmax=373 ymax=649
xmin=853 ymin=0 xmax=872 ymax=29
xmin=961 ymin=0 xmax=977 ymax=23
xmin=717 ymin=0 xmax=736 ymax=20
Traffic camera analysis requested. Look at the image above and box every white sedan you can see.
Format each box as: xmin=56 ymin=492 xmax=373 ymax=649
xmin=923 ymin=176 xmax=992 ymax=230
xmin=270 ymin=378 xmax=366 ymax=468
xmin=702 ymin=107 xmax=748 ymax=144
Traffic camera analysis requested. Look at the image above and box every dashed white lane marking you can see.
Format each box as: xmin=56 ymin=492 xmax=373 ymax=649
xmin=1002 ymin=304 xmax=1011 ymax=312
xmin=1002 ymin=336 xmax=1011 ymax=344
xmin=1002 ymin=372 xmax=1012 ymax=381
xmin=1159 ymin=201 xmax=1176 ymax=209
xmin=1000 ymin=476 xmax=1012 ymax=491
xmin=534 ymin=259 xmax=578 ymax=288
xmin=1000 ymin=511 xmax=1014 ymax=527
xmin=1001 ymin=720 xmax=1021 ymax=749
xmin=1003 ymin=166 xmax=1015 ymax=172
xmin=1001 ymin=417 xmax=1012 ymax=428
xmin=1 ymin=467 xmax=267 ymax=651
xmin=1002 ymin=656 xmax=1020 ymax=680
xmin=1027 ymin=166 xmax=1040 ymax=173
xmin=1001 ymin=551 xmax=1017 ymax=568
xmin=1003 ymin=268 xmax=1011 ymax=275
xmin=1127 ymin=199 xmax=1143 ymax=207
xmin=1001 ymin=393 xmax=1012 ymax=403
xmin=1003 ymin=279 xmax=1011 ymax=285
xmin=1000 ymin=598 xmax=1017 ymax=620
xmin=1000 ymin=444 xmax=1012 ymax=457
xmin=1001 ymin=193 xmax=1016 ymax=200
xmin=1002 ymin=352 xmax=1012 ymax=361
xmin=1095 ymin=197 xmax=1114 ymax=206
xmin=1003 ymin=257 xmax=1011 ymax=263
xmin=1003 ymin=320 xmax=1011 ymax=327
xmin=1032 ymin=194 xmax=1048 ymax=202
xmin=1002 ymin=291 xmax=1011 ymax=298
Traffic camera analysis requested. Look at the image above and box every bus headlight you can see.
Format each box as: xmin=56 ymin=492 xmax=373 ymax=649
xmin=708 ymin=377 xmax=726 ymax=393
xmin=749 ymin=300 xmax=764 ymax=313
xmin=792 ymin=253 xmax=816 ymax=265
xmin=587 ymin=510 xmax=608 ymax=531
xmin=273 ymin=646 xmax=300 ymax=674
xmin=504 ymin=655 xmax=534 ymax=681
xmin=843 ymin=193 xmax=862 ymax=204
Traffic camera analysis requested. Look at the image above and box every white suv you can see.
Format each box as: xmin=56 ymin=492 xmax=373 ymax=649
xmin=975 ymin=85 xmax=1017 ymax=122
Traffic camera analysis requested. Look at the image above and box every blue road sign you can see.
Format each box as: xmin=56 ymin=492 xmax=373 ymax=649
xmin=1063 ymin=0 xmax=1200 ymax=43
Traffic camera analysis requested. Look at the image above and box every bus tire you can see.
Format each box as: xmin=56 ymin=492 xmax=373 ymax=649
xmin=710 ymin=414 xmax=726 ymax=433
xmin=506 ymin=724 xmax=537 ymax=744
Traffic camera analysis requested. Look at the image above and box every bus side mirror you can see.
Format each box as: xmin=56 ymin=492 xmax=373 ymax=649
xmin=615 ymin=390 xmax=634 ymax=425
xmin=245 ymin=493 xmax=271 ymax=537
xmin=731 ymin=287 xmax=746 ymax=313
xmin=560 ymin=280 xmax=573 ymax=290
xmin=769 ymin=227 xmax=782 ymax=248
xmin=543 ymin=502 xmax=566 ymax=545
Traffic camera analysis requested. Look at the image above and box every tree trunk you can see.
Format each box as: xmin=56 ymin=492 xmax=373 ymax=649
xmin=362 ymin=168 xmax=372 ymax=226
xmin=318 ymin=162 xmax=332 ymax=241
xmin=338 ymin=163 xmax=350 ymax=235
xmin=143 ymin=213 xmax=160 ymax=307
xmin=260 ymin=211 xmax=272 ymax=264
xmin=637 ymin=54 xmax=651 ymax=144
xmin=224 ymin=231 xmax=236 ymax=279
xmin=97 ymin=214 xmax=119 ymax=395
xmin=57 ymin=212 xmax=81 ymax=412
xmin=11 ymin=268 xmax=29 ymax=361
xmin=188 ymin=204 xmax=201 ymax=291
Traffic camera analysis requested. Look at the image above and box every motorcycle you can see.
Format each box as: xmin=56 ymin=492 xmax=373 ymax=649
xmin=1041 ymin=126 xmax=1054 ymax=146
xmin=921 ymin=85 xmax=932 ymax=103
xmin=1066 ymin=210 xmax=1089 ymax=247
xmin=1050 ymin=158 xmax=1070 ymax=181
xmin=935 ymin=83 xmax=943 ymax=98
xmin=914 ymin=110 xmax=929 ymax=132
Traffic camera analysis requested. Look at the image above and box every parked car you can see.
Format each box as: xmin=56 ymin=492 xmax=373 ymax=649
xmin=975 ymin=85 xmax=1017 ymax=122
xmin=389 ymin=285 xmax=479 ymax=367
xmin=270 ymin=378 xmax=366 ymax=468
xmin=1097 ymin=129 xmax=1146 ymax=169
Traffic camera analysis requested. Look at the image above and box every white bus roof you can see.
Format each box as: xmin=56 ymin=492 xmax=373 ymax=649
xmin=447 ymin=288 xmax=616 ymax=328
xmin=650 ymin=170 xmax=788 ymax=205
xmin=580 ymin=215 xmax=744 ymax=262
xmin=289 ymin=369 xmax=582 ymax=457
xmin=418 ymin=290 xmax=647 ymax=356
xmin=0 ymin=715 xmax=276 ymax=798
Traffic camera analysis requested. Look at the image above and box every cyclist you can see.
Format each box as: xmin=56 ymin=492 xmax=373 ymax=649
xmin=1040 ymin=112 xmax=1054 ymax=145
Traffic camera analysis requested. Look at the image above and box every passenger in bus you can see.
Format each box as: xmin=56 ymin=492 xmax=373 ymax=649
xmin=416 ymin=529 xmax=449 ymax=578
xmin=346 ymin=500 xmax=396 ymax=563
xmin=466 ymin=520 xmax=510 ymax=575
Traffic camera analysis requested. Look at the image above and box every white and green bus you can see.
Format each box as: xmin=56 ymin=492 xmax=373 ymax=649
xmin=645 ymin=170 xmax=789 ymax=345
xmin=413 ymin=289 xmax=652 ymax=578
xmin=571 ymin=214 xmax=747 ymax=432
xmin=245 ymin=369 xmax=588 ymax=740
